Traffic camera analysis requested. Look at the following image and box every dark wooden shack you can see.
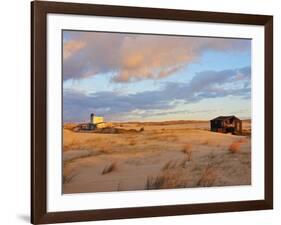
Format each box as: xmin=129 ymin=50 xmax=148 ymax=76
xmin=210 ymin=116 xmax=242 ymax=134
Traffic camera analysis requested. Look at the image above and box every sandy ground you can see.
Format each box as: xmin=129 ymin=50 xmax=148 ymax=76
xmin=63 ymin=120 xmax=251 ymax=194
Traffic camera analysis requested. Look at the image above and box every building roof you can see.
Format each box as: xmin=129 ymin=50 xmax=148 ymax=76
xmin=211 ymin=115 xmax=241 ymax=121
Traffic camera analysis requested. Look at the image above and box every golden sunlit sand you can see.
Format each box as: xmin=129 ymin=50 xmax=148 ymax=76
xmin=63 ymin=120 xmax=251 ymax=194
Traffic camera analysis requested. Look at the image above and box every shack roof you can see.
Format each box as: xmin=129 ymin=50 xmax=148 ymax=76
xmin=211 ymin=115 xmax=241 ymax=121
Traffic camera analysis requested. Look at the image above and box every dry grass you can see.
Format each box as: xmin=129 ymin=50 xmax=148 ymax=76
xmin=201 ymin=139 xmax=210 ymax=145
xmin=182 ymin=143 xmax=193 ymax=161
xmin=63 ymin=120 xmax=251 ymax=193
xmin=197 ymin=166 xmax=217 ymax=187
xmin=150 ymin=158 xmax=191 ymax=189
xmin=63 ymin=150 xmax=99 ymax=166
xmin=162 ymin=160 xmax=177 ymax=171
xmin=101 ymin=162 xmax=117 ymax=175
xmin=98 ymin=146 xmax=112 ymax=154
xmin=178 ymin=157 xmax=189 ymax=168
xmin=63 ymin=129 xmax=109 ymax=151
xmin=63 ymin=173 xmax=77 ymax=184
xmin=164 ymin=134 xmax=178 ymax=141
xmin=63 ymin=123 xmax=78 ymax=131
xmin=129 ymin=140 xmax=137 ymax=146
xmin=64 ymin=138 xmax=80 ymax=151
xmin=162 ymin=158 xmax=189 ymax=171
xmin=147 ymin=132 xmax=178 ymax=142
xmin=146 ymin=170 xmax=187 ymax=189
xmin=228 ymin=140 xmax=242 ymax=154
xmin=148 ymin=158 xmax=191 ymax=190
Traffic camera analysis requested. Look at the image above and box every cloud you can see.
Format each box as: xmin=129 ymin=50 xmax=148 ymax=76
xmin=128 ymin=108 xmax=219 ymax=119
xmin=63 ymin=40 xmax=85 ymax=60
xmin=63 ymin=31 xmax=251 ymax=82
xmin=63 ymin=66 xmax=251 ymax=122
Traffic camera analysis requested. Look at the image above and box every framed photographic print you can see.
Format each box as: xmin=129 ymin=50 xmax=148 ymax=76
xmin=31 ymin=1 xmax=273 ymax=224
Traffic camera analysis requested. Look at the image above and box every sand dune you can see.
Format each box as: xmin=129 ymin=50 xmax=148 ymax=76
xmin=63 ymin=120 xmax=251 ymax=194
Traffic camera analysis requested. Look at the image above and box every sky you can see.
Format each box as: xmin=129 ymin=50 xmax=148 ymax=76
xmin=63 ymin=30 xmax=251 ymax=123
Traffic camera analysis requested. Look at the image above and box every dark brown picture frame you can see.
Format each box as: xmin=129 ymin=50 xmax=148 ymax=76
xmin=31 ymin=1 xmax=273 ymax=224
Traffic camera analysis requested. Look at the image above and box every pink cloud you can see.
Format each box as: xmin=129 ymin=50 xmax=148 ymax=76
xmin=63 ymin=31 xmax=250 ymax=82
xmin=63 ymin=40 xmax=85 ymax=60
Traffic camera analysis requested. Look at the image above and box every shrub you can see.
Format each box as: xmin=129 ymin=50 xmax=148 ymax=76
xmin=228 ymin=140 xmax=241 ymax=154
